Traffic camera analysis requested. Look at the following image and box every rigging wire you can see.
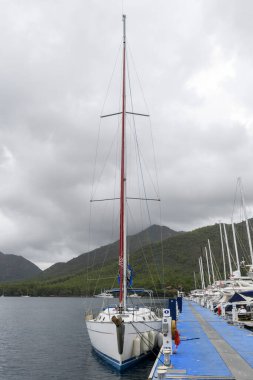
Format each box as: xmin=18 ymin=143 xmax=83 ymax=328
xmin=127 ymin=44 xmax=160 ymax=197
xmin=89 ymin=119 xmax=121 ymax=295
xmin=127 ymin=43 xmax=160 ymax=197
xmin=227 ymin=226 xmax=237 ymax=269
xmin=87 ymin=44 xmax=122 ymax=301
xmin=90 ymin=126 xmax=120 ymax=201
xmin=87 ymin=27 xmax=165 ymax=302
xmin=230 ymin=178 xmax=253 ymax=266
xmin=236 ymin=228 xmax=251 ymax=265
xmin=212 ymin=251 xmax=222 ymax=280
xmin=127 ymin=42 xmax=165 ymax=295
xmin=127 ymin=205 xmax=162 ymax=299
xmin=90 ymin=43 xmax=122 ymax=202
xmin=126 ymin=51 xmax=163 ymax=289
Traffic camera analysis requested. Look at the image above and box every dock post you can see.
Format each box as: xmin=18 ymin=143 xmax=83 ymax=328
xmin=162 ymin=309 xmax=172 ymax=365
xmin=177 ymin=296 xmax=183 ymax=313
xmin=232 ymin=304 xmax=238 ymax=322
xmin=221 ymin=304 xmax=226 ymax=317
xmin=168 ymin=299 xmax=177 ymax=321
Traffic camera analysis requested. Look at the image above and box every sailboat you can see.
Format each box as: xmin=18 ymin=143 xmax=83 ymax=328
xmin=94 ymin=290 xmax=114 ymax=298
xmin=85 ymin=15 xmax=162 ymax=371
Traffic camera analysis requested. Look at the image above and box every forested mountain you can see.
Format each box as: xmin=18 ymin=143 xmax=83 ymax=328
xmin=0 ymin=252 xmax=42 ymax=282
xmin=1 ymin=219 xmax=252 ymax=296
xmin=41 ymin=224 xmax=180 ymax=279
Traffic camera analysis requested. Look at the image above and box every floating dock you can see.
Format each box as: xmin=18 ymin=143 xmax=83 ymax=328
xmin=149 ymin=300 xmax=253 ymax=379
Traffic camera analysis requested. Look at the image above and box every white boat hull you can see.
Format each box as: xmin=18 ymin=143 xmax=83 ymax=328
xmin=86 ymin=307 xmax=161 ymax=370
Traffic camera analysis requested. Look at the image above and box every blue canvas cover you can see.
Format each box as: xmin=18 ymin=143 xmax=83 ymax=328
xmin=228 ymin=292 xmax=246 ymax=303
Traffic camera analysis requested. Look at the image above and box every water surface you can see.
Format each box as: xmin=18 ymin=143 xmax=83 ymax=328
xmin=0 ymin=297 xmax=158 ymax=379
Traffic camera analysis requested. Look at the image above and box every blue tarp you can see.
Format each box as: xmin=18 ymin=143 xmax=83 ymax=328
xmin=228 ymin=292 xmax=247 ymax=302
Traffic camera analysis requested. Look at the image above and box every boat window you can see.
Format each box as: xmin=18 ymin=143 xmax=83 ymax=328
xmin=143 ymin=317 xmax=145 ymax=321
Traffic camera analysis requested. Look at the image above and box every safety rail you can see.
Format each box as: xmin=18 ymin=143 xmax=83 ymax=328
xmin=84 ymin=305 xmax=163 ymax=320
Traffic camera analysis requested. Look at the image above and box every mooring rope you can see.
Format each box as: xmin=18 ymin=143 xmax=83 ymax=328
xmin=129 ymin=321 xmax=165 ymax=366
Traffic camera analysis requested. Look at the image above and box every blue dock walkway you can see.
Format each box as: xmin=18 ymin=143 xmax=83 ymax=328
xmin=149 ymin=300 xmax=253 ymax=379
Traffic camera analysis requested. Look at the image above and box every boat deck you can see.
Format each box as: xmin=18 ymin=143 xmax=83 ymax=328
xmin=149 ymin=300 xmax=253 ymax=379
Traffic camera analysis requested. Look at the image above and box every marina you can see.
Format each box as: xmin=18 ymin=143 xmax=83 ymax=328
xmin=1 ymin=2 xmax=253 ymax=380
xmin=149 ymin=299 xmax=253 ymax=380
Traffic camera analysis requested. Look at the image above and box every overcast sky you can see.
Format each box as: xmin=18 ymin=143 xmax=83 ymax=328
xmin=1 ymin=0 xmax=253 ymax=270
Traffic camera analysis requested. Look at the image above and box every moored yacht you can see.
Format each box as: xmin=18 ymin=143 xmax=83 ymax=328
xmin=85 ymin=15 xmax=162 ymax=371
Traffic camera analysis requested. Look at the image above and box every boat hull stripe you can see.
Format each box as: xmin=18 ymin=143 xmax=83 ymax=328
xmin=93 ymin=347 xmax=150 ymax=371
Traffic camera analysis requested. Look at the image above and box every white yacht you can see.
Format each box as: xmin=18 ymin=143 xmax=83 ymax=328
xmin=85 ymin=15 xmax=162 ymax=371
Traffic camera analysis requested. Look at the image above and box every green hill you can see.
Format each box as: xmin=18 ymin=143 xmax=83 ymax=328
xmin=40 ymin=224 xmax=180 ymax=279
xmin=1 ymin=220 xmax=252 ymax=297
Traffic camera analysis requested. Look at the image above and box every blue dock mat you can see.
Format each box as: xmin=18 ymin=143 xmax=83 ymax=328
xmin=191 ymin=302 xmax=253 ymax=369
xmin=149 ymin=300 xmax=234 ymax=379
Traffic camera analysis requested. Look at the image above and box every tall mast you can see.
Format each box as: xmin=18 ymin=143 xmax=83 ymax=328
xmin=193 ymin=271 xmax=197 ymax=289
xmin=219 ymin=222 xmax=226 ymax=280
xmin=239 ymin=178 xmax=253 ymax=265
xmin=204 ymin=246 xmax=211 ymax=286
xmin=199 ymin=256 xmax=205 ymax=289
xmin=232 ymin=221 xmax=241 ymax=277
xmin=223 ymin=223 xmax=233 ymax=277
xmin=119 ymin=14 xmax=127 ymax=310
xmin=208 ymin=239 xmax=215 ymax=283
xmin=198 ymin=258 xmax=202 ymax=289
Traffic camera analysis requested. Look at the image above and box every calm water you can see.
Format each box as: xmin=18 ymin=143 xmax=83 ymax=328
xmin=0 ymin=297 xmax=158 ymax=379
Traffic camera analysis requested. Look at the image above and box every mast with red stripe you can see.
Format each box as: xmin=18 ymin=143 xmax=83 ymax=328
xmin=119 ymin=14 xmax=127 ymax=311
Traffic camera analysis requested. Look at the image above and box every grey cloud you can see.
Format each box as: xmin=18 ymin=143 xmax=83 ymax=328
xmin=0 ymin=0 xmax=253 ymax=269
